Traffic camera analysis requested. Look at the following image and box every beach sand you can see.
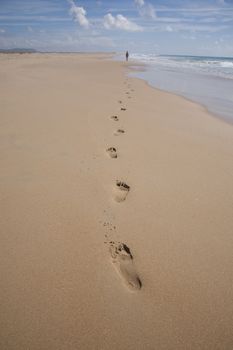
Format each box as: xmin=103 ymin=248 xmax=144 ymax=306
xmin=0 ymin=53 xmax=233 ymax=350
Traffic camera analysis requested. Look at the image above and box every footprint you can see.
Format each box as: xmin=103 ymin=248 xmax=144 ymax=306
xmin=114 ymin=180 xmax=130 ymax=202
xmin=111 ymin=115 xmax=119 ymax=121
xmin=121 ymin=108 xmax=127 ymax=111
xmin=114 ymin=129 xmax=125 ymax=136
xmin=109 ymin=242 xmax=142 ymax=291
xmin=126 ymin=92 xmax=130 ymax=95
xmin=118 ymin=100 xmax=122 ymax=104
xmin=106 ymin=147 xmax=117 ymax=158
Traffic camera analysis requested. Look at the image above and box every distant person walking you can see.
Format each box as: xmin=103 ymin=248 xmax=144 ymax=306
xmin=126 ymin=51 xmax=129 ymax=62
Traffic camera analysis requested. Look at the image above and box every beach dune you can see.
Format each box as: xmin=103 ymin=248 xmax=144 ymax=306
xmin=0 ymin=53 xmax=233 ymax=350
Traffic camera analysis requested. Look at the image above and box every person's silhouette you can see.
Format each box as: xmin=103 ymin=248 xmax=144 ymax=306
xmin=126 ymin=51 xmax=129 ymax=61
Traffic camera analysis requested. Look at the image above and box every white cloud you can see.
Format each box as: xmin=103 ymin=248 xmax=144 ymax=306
xmin=134 ymin=0 xmax=145 ymax=6
xmin=68 ymin=0 xmax=89 ymax=29
xmin=134 ymin=0 xmax=157 ymax=19
xmin=103 ymin=13 xmax=143 ymax=32
xmin=139 ymin=3 xmax=156 ymax=19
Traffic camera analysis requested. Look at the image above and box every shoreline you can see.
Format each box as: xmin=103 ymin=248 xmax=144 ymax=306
xmin=131 ymin=68 xmax=233 ymax=126
xmin=1 ymin=53 xmax=233 ymax=350
xmin=126 ymin=59 xmax=233 ymax=126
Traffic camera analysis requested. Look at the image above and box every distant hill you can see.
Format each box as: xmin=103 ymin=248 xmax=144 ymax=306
xmin=0 ymin=48 xmax=37 ymax=53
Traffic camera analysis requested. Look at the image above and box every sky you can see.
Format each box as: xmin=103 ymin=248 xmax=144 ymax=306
xmin=0 ymin=0 xmax=233 ymax=56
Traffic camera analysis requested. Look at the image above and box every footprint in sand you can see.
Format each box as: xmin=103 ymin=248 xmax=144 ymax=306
xmin=109 ymin=242 xmax=142 ymax=291
xmin=118 ymin=100 xmax=122 ymax=104
xmin=114 ymin=129 xmax=125 ymax=136
xmin=106 ymin=147 xmax=117 ymax=158
xmin=114 ymin=180 xmax=130 ymax=202
xmin=121 ymin=107 xmax=127 ymax=111
xmin=110 ymin=115 xmax=119 ymax=121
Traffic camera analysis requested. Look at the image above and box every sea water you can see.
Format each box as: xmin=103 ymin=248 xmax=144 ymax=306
xmin=126 ymin=54 xmax=233 ymax=124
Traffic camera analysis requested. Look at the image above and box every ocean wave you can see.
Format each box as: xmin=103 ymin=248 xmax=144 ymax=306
xmin=130 ymin=54 xmax=233 ymax=80
xmin=220 ymin=61 xmax=233 ymax=68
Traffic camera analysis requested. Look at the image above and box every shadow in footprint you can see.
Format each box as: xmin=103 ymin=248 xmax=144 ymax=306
xmin=114 ymin=180 xmax=130 ymax=202
xmin=110 ymin=115 xmax=119 ymax=121
xmin=121 ymin=108 xmax=127 ymax=111
xmin=109 ymin=242 xmax=142 ymax=291
xmin=114 ymin=129 xmax=125 ymax=136
xmin=106 ymin=147 xmax=117 ymax=158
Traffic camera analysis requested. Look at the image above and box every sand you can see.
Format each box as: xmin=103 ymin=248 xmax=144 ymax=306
xmin=0 ymin=53 xmax=233 ymax=350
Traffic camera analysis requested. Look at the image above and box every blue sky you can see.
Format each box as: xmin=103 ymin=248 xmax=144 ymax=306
xmin=0 ymin=0 xmax=233 ymax=56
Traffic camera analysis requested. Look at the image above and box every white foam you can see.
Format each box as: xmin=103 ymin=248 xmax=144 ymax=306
xmin=130 ymin=54 xmax=233 ymax=80
xmin=220 ymin=61 xmax=233 ymax=68
xmin=129 ymin=54 xmax=233 ymax=123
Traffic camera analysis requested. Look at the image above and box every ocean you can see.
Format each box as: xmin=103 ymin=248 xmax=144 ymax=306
xmin=124 ymin=54 xmax=233 ymax=124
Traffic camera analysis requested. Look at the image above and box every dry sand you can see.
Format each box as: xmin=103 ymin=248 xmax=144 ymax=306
xmin=0 ymin=53 xmax=233 ymax=350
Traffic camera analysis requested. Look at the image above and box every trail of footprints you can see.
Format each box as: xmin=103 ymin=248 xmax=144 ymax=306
xmin=103 ymin=78 xmax=142 ymax=292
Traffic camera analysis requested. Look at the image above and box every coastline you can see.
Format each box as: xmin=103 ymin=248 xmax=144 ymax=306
xmin=127 ymin=59 xmax=233 ymax=125
xmin=129 ymin=65 xmax=233 ymax=126
xmin=1 ymin=53 xmax=233 ymax=350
